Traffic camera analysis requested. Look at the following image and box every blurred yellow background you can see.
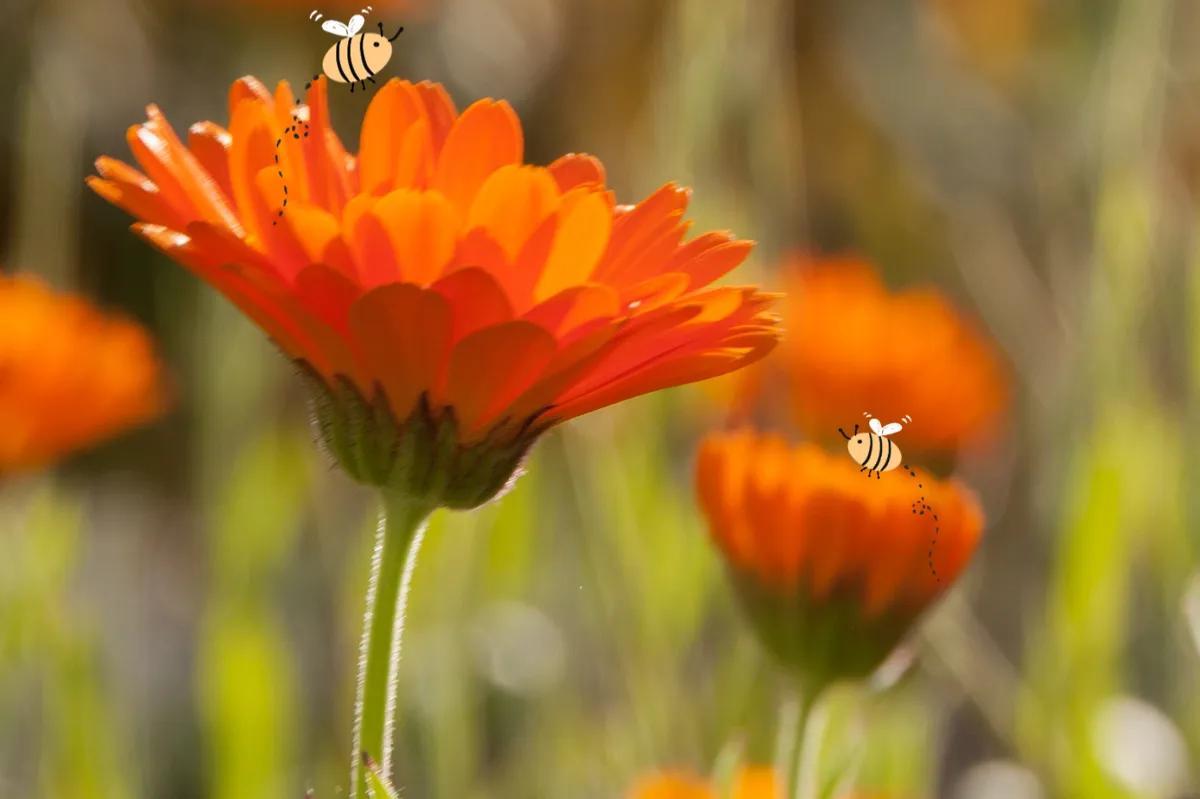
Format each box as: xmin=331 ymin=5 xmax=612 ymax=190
xmin=1 ymin=0 xmax=1198 ymax=797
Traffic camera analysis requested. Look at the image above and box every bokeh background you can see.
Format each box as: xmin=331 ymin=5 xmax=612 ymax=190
xmin=2 ymin=0 xmax=1199 ymax=796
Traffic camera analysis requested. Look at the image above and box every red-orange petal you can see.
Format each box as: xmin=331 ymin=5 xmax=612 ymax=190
xmin=413 ymin=80 xmax=458 ymax=153
xmin=348 ymin=284 xmax=452 ymax=420
xmin=433 ymin=99 xmax=523 ymax=217
xmin=534 ymin=188 xmax=612 ymax=301
xmin=548 ymin=153 xmax=606 ymax=192
xmin=467 ymin=165 xmax=560 ymax=262
xmin=441 ymin=321 xmax=556 ymax=438
xmin=373 ymin=189 xmax=460 ymax=285
xmin=187 ymin=122 xmax=235 ymax=206
xmin=431 ymin=267 xmax=514 ymax=342
xmin=358 ymin=80 xmax=428 ymax=196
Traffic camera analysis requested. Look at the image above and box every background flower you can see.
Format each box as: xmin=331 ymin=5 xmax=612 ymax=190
xmin=720 ymin=256 xmax=1009 ymax=456
xmin=629 ymin=768 xmax=782 ymax=799
xmin=781 ymin=258 xmax=1008 ymax=454
xmin=0 ymin=274 xmax=165 ymax=477
xmin=696 ymin=429 xmax=983 ymax=689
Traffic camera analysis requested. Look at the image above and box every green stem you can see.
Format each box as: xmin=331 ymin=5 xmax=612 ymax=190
xmin=781 ymin=687 xmax=827 ymax=799
xmin=350 ymin=491 xmax=433 ymax=799
xmin=774 ymin=692 xmax=803 ymax=790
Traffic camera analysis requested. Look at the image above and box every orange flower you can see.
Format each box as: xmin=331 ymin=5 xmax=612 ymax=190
xmin=696 ymin=430 xmax=983 ymax=688
xmin=0 ymin=274 xmax=165 ymax=477
xmin=89 ymin=76 xmax=778 ymax=508
xmin=629 ymin=768 xmax=782 ymax=799
xmin=775 ymin=257 xmax=1007 ymax=455
xmin=928 ymin=0 xmax=1037 ymax=84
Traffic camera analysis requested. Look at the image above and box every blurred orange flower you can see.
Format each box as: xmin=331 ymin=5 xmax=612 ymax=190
xmin=0 ymin=274 xmax=165 ymax=477
xmin=628 ymin=767 xmax=782 ymax=799
xmin=696 ymin=429 xmax=983 ymax=688
xmin=928 ymin=0 xmax=1037 ymax=84
xmin=778 ymin=257 xmax=1007 ymax=455
xmin=89 ymin=76 xmax=778 ymax=507
xmin=205 ymin=0 xmax=430 ymax=13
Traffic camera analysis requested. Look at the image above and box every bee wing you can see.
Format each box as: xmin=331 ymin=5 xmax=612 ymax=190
xmin=868 ymin=417 xmax=884 ymax=435
xmin=879 ymin=422 xmax=903 ymax=436
xmin=347 ymin=14 xmax=366 ymax=35
xmin=322 ymin=19 xmax=350 ymax=36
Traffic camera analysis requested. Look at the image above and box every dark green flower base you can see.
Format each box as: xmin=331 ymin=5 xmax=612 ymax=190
xmin=298 ymin=363 xmax=544 ymax=510
xmin=731 ymin=571 xmax=919 ymax=694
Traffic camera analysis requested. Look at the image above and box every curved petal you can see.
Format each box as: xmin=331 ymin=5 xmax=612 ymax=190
xmin=88 ymin=161 xmax=189 ymax=231
xmin=302 ymin=76 xmax=354 ymax=215
xmin=467 ymin=165 xmax=559 ymax=262
xmin=373 ymin=189 xmax=460 ymax=285
xmin=228 ymin=98 xmax=280 ymax=244
xmin=431 ymin=267 xmax=514 ymax=342
xmin=523 ymin=284 xmax=619 ymax=338
xmin=347 ymin=207 xmax=399 ymax=287
xmin=349 ymin=284 xmax=452 ymax=420
xmin=413 ymin=80 xmax=457 ymax=153
xmin=548 ymin=153 xmax=606 ymax=192
xmin=358 ymin=80 xmax=427 ymax=195
xmin=187 ymin=122 xmax=235 ymax=203
xmin=441 ymin=321 xmax=556 ymax=438
xmin=433 ymin=99 xmax=523 ymax=217
xmin=671 ymin=235 xmax=754 ymax=290
xmin=534 ymin=188 xmax=612 ymax=301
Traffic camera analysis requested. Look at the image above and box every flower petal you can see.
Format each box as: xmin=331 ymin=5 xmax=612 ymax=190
xmin=302 ymin=76 xmax=355 ymax=215
xmin=346 ymin=204 xmax=400 ymax=287
xmin=413 ymin=80 xmax=457 ymax=153
xmin=548 ymin=153 xmax=606 ymax=192
xmin=433 ymin=99 xmax=523 ymax=217
xmin=533 ymin=188 xmax=612 ymax=302
xmin=358 ymin=80 xmax=427 ymax=196
xmin=88 ymin=159 xmax=188 ymax=231
xmin=228 ymin=98 xmax=280 ymax=245
xmin=373 ymin=189 xmax=460 ymax=285
xmin=349 ymin=284 xmax=452 ymax=420
xmin=294 ymin=263 xmax=361 ymax=331
xmin=671 ymin=235 xmax=754 ymax=290
xmin=523 ymin=284 xmax=619 ymax=338
xmin=467 ymin=165 xmax=560 ymax=262
xmin=394 ymin=118 xmax=434 ymax=190
xmin=187 ymin=122 xmax=235 ymax=203
xmin=442 ymin=321 xmax=555 ymax=438
xmin=228 ymin=76 xmax=274 ymax=120
xmin=431 ymin=267 xmax=514 ymax=342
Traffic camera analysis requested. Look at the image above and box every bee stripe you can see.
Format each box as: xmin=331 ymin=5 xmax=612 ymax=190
xmin=861 ymin=434 xmax=874 ymax=468
xmin=346 ymin=37 xmax=361 ymax=81
xmin=878 ymin=437 xmax=892 ymax=472
xmin=358 ymin=33 xmax=376 ymax=77
xmin=334 ymin=39 xmax=352 ymax=83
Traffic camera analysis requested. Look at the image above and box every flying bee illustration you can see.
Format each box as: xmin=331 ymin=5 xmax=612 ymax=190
xmin=311 ymin=7 xmax=403 ymax=93
xmin=838 ymin=413 xmax=913 ymax=478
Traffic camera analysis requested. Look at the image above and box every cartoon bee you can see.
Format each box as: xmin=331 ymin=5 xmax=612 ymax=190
xmin=311 ymin=7 xmax=403 ymax=93
xmin=838 ymin=413 xmax=912 ymax=478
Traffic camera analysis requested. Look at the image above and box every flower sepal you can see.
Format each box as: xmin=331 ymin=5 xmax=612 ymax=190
xmin=731 ymin=571 xmax=914 ymax=695
xmin=299 ymin=362 xmax=539 ymax=510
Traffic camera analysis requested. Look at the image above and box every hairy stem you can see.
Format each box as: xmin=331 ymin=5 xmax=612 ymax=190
xmin=350 ymin=492 xmax=433 ymax=799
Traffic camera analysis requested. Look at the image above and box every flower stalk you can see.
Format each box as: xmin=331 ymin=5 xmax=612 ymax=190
xmin=780 ymin=688 xmax=827 ymax=799
xmin=350 ymin=491 xmax=433 ymax=799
